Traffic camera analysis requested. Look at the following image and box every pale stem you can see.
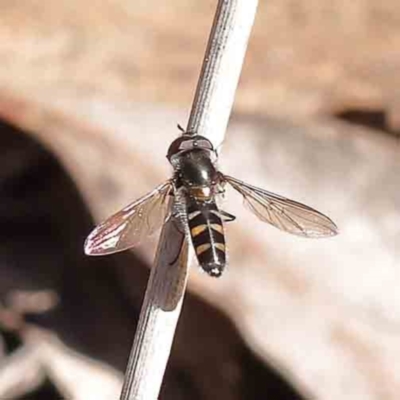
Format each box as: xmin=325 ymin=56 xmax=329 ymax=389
xmin=120 ymin=1 xmax=258 ymax=399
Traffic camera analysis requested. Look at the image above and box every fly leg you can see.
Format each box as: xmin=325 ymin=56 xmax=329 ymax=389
xmin=214 ymin=179 xmax=235 ymax=222
xmin=219 ymin=209 xmax=236 ymax=222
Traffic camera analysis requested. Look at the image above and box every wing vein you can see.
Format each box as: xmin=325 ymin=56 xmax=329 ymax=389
xmin=223 ymin=174 xmax=338 ymax=238
xmin=85 ymin=180 xmax=173 ymax=255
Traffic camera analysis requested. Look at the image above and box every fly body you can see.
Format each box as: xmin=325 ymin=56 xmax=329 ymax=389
xmin=167 ymin=134 xmax=230 ymax=276
xmin=85 ymin=129 xmax=338 ymax=278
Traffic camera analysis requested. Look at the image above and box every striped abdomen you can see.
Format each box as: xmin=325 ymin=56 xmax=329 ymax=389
xmin=186 ymin=199 xmax=226 ymax=277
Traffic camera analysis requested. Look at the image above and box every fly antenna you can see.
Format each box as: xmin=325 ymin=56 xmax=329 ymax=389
xmin=177 ymin=123 xmax=185 ymax=133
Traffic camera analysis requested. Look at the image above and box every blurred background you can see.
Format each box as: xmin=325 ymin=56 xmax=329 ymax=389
xmin=0 ymin=1 xmax=399 ymax=399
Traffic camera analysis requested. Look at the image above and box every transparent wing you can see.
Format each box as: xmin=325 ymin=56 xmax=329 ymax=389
xmin=84 ymin=181 xmax=173 ymax=255
xmin=223 ymin=175 xmax=338 ymax=238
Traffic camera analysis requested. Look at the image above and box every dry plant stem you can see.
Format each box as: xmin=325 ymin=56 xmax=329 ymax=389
xmin=120 ymin=216 xmax=190 ymax=400
xmin=187 ymin=0 xmax=259 ymax=148
xmin=120 ymin=1 xmax=258 ymax=399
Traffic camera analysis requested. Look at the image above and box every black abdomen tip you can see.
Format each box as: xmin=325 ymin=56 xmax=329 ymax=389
xmin=203 ymin=262 xmax=225 ymax=277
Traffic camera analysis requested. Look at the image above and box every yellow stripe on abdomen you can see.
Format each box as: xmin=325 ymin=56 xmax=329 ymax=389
xmin=214 ymin=243 xmax=226 ymax=252
xmin=210 ymin=223 xmax=224 ymax=234
xmin=191 ymin=224 xmax=207 ymax=237
xmin=195 ymin=243 xmax=211 ymax=256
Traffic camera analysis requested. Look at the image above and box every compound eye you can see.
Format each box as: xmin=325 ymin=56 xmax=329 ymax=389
xmin=179 ymin=140 xmax=195 ymax=151
xmin=177 ymin=137 xmax=214 ymax=152
xmin=167 ymin=138 xmax=182 ymax=159
xmin=167 ymin=135 xmax=215 ymax=160
xmin=196 ymin=139 xmax=213 ymax=151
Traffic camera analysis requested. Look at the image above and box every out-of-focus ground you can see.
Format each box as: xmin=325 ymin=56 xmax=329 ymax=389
xmin=1 ymin=0 xmax=400 ymax=126
xmin=0 ymin=1 xmax=399 ymax=399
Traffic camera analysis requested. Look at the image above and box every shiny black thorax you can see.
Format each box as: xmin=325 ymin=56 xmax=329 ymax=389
xmin=167 ymin=134 xmax=219 ymax=196
xmin=174 ymin=149 xmax=219 ymax=194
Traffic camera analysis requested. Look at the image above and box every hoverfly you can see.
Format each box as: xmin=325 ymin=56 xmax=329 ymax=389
xmin=85 ymin=129 xmax=338 ymax=277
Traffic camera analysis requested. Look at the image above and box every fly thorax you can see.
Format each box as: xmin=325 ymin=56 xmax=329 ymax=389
xmin=175 ymin=150 xmax=218 ymax=194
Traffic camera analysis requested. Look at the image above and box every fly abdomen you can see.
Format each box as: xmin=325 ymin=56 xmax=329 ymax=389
xmin=187 ymin=199 xmax=226 ymax=277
